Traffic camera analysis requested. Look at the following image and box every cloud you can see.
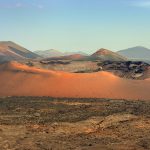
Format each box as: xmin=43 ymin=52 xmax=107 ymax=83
xmin=131 ymin=0 xmax=150 ymax=8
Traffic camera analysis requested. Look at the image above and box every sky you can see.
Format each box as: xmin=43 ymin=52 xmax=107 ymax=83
xmin=0 ymin=0 xmax=150 ymax=53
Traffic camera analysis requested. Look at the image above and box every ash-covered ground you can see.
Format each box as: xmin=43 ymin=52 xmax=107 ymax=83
xmin=0 ymin=97 xmax=150 ymax=150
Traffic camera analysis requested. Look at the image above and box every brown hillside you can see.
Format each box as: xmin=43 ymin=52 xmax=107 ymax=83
xmin=90 ymin=48 xmax=127 ymax=61
xmin=0 ymin=41 xmax=39 ymax=62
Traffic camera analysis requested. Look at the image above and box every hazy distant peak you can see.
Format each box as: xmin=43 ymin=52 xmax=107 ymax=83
xmin=117 ymin=46 xmax=150 ymax=61
xmin=119 ymin=46 xmax=150 ymax=51
xmin=133 ymin=46 xmax=147 ymax=49
xmin=35 ymin=49 xmax=88 ymax=58
xmin=39 ymin=49 xmax=63 ymax=53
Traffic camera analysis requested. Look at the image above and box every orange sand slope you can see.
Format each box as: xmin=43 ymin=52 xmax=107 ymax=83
xmin=0 ymin=62 xmax=150 ymax=100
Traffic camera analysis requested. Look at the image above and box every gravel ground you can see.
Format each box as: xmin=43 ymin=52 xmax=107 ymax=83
xmin=0 ymin=97 xmax=150 ymax=150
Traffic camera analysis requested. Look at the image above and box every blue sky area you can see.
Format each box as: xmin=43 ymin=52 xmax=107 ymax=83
xmin=0 ymin=0 xmax=150 ymax=53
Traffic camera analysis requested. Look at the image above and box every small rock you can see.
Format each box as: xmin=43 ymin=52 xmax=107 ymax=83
xmin=34 ymin=112 xmax=41 ymax=117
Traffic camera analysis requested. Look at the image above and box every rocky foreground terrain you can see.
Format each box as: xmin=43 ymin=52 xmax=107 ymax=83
xmin=0 ymin=97 xmax=150 ymax=150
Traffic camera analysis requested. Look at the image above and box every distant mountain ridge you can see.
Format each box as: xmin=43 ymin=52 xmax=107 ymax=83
xmin=2 ymin=41 xmax=149 ymax=63
xmin=0 ymin=41 xmax=39 ymax=62
xmin=43 ymin=48 xmax=127 ymax=61
xmin=117 ymin=46 xmax=150 ymax=61
xmin=35 ymin=49 xmax=64 ymax=58
xmin=35 ymin=49 xmax=88 ymax=58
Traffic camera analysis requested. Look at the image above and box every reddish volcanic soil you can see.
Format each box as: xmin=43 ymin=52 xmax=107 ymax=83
xmin=0 ymin=62 xmax=150 ymax=100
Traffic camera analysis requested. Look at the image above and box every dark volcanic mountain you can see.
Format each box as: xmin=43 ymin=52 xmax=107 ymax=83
xmin=89 ymin=48 xmax=127 ymax=61
xmin=0 ymin=41 xmax=39 ymax=62
xmin=117 ymin=46 xmax=150 ymax=61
